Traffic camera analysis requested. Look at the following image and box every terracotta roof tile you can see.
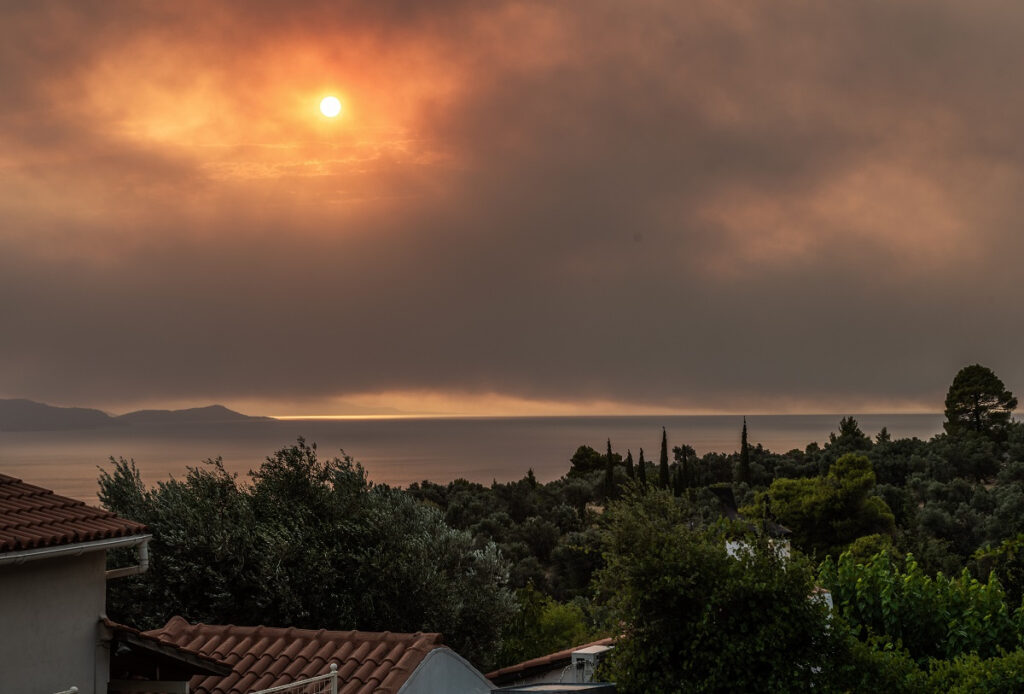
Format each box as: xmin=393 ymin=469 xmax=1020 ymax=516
xmin=0 ymin=473 xmax=147 ymax=553
xmin=101 ymin=617 xmax=231 ymax=676
xmin=145 ymin=617 xmax=444 ymax=694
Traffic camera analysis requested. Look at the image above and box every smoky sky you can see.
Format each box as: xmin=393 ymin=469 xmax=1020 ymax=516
xmin=2 ymin=0 xmax=1023 ymax=414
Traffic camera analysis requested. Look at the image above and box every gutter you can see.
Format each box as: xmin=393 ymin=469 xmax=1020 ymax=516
xmin=0 ymin=534 xmax=152 ymax=577
xmin=105 ymin=538 xmax=150 ymax=579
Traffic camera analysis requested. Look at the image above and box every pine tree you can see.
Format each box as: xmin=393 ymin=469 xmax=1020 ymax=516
xmin=638 ymin=448 xmax=648 ymax=491
xmin=625 ymin=449 xmax=635 ymax=480
xmin=944 ymin=364 xmax=1018 ymax=441
xmin=738 ymin=417 xmax=751 ymax=485
xmin=659 ymin=427 xmax=670 ymax=489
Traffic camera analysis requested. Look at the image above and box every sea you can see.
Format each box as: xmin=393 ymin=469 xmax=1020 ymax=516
xmin=0 ymin=414 xmax=945 ymax=504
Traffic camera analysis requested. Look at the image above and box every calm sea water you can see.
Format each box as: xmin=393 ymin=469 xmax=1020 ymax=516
xmin=0 ymin=414 xmax=944 ymax=504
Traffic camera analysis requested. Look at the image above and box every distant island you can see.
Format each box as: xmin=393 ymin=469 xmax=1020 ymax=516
xmin=0 ymin=399 xmax=272 ymax=431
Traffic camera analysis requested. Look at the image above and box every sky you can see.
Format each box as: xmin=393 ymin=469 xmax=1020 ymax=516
xmin=2 ymin=1 xmax=1023 ymax=417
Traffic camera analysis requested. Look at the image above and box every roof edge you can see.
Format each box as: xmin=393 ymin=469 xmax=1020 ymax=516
xmin=486 ymin=637 xmax=615 ymax=683
xmin=102 ymin=617 xmax=233 ymax=677
xmin=0 ymin=533 xmax=151 ymax=566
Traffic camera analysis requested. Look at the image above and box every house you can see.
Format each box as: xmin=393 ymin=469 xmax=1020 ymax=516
xmin=0 ymin=471 xmax=493 ymax=693
xmin=709 ymin=484 xmax=792 ymax=560
xmin=485 ymin=638 xmax=614 ymax=690
xmin=144 ymin=617 xmax=495 ymax=694
xmin=0 ymin=472 xmax=229 ymax=694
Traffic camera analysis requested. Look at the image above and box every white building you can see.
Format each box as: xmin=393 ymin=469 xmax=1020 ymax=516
xmin=0 ymin=472 xmax=227 ymax=694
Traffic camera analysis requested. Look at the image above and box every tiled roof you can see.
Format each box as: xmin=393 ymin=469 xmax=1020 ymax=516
xmin=145 ymin=616 xmax=445 ymax=694
xmin=0 ymin=473 xmax=147 ymax=553
xmin=102 ymin=617 xmax=232 ymax=677
xmin=486 ymin=637 xmax=615 ymax=684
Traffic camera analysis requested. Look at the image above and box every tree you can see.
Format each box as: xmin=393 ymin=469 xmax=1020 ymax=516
xmin=738 ymin=417 xmax=751 ymax=484
xmin=569 ymin=445 xmax=604 ymax=475
xmin=672 ymin=464 xmax=684 ymax=497
xmin=625 ymin=449 xmax=635 ymax=480
xmin=596 ymin=490 xmax=840 ymax=693
xmin=749 ymin=454 xmax=895 ymax=558
xmin=674 ymin=444 xmax=696 ymax=489
xmin=974 ymin=533 xmax=1024 ymax=609
xmin=99 ymin=440 xmax=516 ymax=669
xmin=637 ymin=448 xmax=648 ymax=490
xmin=944 ymin=364 xmax=1017 ymax=441
xmin=604 ymin=439 xmax=616 ymax=501
xmin=824 ymin=417 xmax=874 ymax=464
xmin=659 ymin=427 xmax=670 ymax=489
xmin=496 ymin=585 xmax=597 ymax=668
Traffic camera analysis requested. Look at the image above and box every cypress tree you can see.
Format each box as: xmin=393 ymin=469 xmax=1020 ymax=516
xmin=604 ymin=438 xmax=616 ymax=501
xmin=638 ymin=448 xmax=648 ymax=491
xmin=672 ymin=464 xmax=683 ymax=497
xmin=625 ymin=449 xmax=635 ymax=480
xmin=659 ymin=427 xmax=670 ymax=489
xmin=677 ymin=444 xmax=694 ymax=489
xmin=739 ymin=417 xmax=751 ymax=485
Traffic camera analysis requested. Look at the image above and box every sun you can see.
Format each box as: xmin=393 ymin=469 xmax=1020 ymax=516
xmin=320 ymin=96 xmax=342 ymax=118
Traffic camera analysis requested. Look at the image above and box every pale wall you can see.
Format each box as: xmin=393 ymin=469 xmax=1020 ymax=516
xmin=0 ymin=551 xmax=108 ymax=694
xmin=400 ymin=647 xmax=493 ymax=694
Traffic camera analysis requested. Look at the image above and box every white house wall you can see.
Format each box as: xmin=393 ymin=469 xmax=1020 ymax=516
xmin=0 ymin=551 xmax=108 ymax=694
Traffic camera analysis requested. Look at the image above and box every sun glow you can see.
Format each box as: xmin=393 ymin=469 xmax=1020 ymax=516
xmin=319 ymin=96 xmax=342 ymax=117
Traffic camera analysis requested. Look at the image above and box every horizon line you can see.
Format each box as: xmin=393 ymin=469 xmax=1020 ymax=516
xmin=269 ymin=411 xmax=945 ymax=420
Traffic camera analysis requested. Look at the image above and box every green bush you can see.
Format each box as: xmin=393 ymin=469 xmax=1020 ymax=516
xmin=925 ymin=650 xmax=1024 ymax=693
xmin=820 ymin=550 xmax=1022 ymax=661
xmin=595 ymin=490 xmax=840 ymax=693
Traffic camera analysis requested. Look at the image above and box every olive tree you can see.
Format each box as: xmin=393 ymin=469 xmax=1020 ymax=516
xmin=99 ymin=439 xmax=515 ymax=669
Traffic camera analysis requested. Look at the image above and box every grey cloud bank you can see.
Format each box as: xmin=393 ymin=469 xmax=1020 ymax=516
xmin=1 ymin=1 xmax=1021 ymax=414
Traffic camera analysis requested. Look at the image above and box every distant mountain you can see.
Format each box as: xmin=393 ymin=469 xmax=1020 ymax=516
xmin=0 ymin=399 xmax=272 ymax=431
xmin=116 ymin=404 xmax=273 ymax=425
xmin=0 ymin=399 xmax=114 ymax=431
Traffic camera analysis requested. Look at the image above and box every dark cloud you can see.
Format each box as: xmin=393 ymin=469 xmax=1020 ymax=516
xmin=2 ymin=1 xmax=1024 ymax=413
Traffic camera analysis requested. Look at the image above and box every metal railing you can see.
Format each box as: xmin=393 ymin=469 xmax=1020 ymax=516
xmin=250 ymin=663 xmax=339 ymax=694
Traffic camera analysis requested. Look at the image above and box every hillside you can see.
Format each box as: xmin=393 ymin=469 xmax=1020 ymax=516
xmin=0 ymin=399 xmax=114 ymax=431
xmin=0 ymin=399 xmax=270 ymax=431
xmin=116 ymin=404 xmax=273 ymax=425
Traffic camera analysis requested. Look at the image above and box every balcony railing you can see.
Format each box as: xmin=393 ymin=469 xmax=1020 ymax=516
xmin=250 ymin=663 xmax=339 ymax=694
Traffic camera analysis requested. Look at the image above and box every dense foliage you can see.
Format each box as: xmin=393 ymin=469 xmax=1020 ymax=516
xmin=746 ymin=453 xmax=895 ymax=559
xmin=820 ymin=550 xmax=1022 ymax=661
xmin=595 ymin=490 xmax=840 ymax=693
xmin=100 ymin=439 xmax=516 ymax=669
xmin=98 ymin=363 xmax=1024 ymax=691
xmin=495 ymin=584 xmax=599 ymax=667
